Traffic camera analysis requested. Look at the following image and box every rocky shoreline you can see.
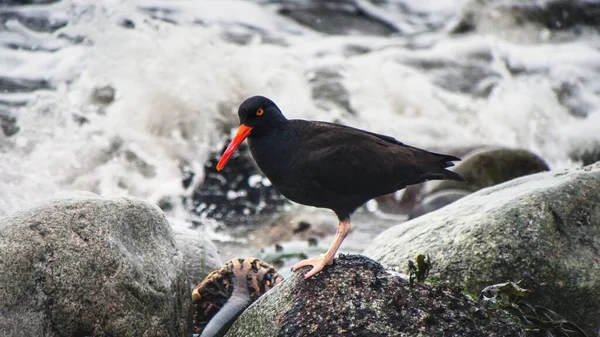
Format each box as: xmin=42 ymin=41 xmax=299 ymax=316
xmin=2 ymin=0 xmax=599 ymax=334
xmin=2 ymin=156 xmax=598 ymax=336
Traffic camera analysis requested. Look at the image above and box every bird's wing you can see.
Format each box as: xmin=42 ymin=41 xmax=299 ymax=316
xmin=291 ymin=121 xmax=444 ymax=195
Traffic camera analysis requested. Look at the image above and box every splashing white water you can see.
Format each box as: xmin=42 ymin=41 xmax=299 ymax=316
xmin=1 ymin=0 xmax=599 ymax=223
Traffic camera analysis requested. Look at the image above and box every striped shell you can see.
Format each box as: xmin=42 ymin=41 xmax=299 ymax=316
xmin=192 ymin=257 xmax=283 ymax=335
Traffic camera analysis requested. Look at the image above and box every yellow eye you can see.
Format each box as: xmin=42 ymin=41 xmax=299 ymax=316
xmin=256 ymin=108 xmax=264 ymax=116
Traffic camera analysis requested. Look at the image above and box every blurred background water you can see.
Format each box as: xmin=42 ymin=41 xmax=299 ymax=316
xmin=1 ymin=0 xmax=599 ymax=269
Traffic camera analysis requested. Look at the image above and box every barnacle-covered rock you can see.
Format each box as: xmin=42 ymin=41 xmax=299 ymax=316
xmin=225 ymin=254 xmax=526 ymax=336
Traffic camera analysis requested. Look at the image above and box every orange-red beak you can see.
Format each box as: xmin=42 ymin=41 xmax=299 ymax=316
xmin=216 ymin=124 xmax=253 ymax=171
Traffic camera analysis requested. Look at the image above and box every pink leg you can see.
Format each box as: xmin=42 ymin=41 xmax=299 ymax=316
xmin=292 ymin=218 xmax=351 ymax=279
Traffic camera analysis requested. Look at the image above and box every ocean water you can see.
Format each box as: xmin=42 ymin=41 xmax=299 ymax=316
xmin=1 ymin=0 xmax=599 ymax=264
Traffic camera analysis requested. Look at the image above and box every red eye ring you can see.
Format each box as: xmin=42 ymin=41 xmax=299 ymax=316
xmin=256 ymin=108 xmax=264 ymax=116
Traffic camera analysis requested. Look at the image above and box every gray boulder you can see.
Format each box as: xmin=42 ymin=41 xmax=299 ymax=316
xmin=425 ymin=147 xmax=550 ymax=195
xmin=225 ymin=254 xmax=525 ymax=337
xmin=171 ymin=222 xmax=223 ymax=288
xmin=570 ymin=142 xmax=600 ymax=167
xmin=377 ymin=147 xmax=549 ymax=217
xmin=408 ymin=189 xmax=470 ymax=219
xmin=0 ymin=107 xmax=19 ymax=137
xmin=454 ymin=0 xmax=600 ymax=41
xmin=0 ymin=194 xmax=191 ymax=337
xmin=365 ymin=162 xmax=600 ymax=335
xmin=277 ymin=1 xmax=400 ymax=37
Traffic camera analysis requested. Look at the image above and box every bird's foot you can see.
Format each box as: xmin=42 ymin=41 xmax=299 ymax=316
xmin=292 ymin=254 xmax=334 ymax=279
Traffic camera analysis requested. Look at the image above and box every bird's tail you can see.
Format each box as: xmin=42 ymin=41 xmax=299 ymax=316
xmin=421 ymin=153 xmax=465 ymax=182
xmin=424 ymin=168 xmax=464 ymax=181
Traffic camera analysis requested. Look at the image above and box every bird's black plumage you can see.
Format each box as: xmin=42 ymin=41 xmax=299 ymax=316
xmin=232 ymin=96 xmax=463 ymax=220
xmin=217 ymin=95 xmax=463 ymax=278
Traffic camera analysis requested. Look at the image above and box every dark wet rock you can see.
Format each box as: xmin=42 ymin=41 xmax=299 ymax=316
xmin=432 ymin=63 xmax=498 ymax=97
xmin=0 ymin=76 xmax=52 ymax=93
xmin=71 ymin=114 xmax=90 ymax=126
xmin=309 ymin=66 xmax=356 ymax=115
xmin=225 ymin=254 xmax=526 ymax=337
xmin=90 ymin=85 xmax=116 ymax=105
xmin=456 ymin=0 xmax=600 ymax=40
xmin=122 ymin=148 xmax=156 ymax=178
xmin=365 ymin=162 xmax=600 ymax=336
xmin=554 ymin=81 xmax=592 ymax=118
xmin=219 ymin=26 xmax=287 ymax=47
xmin=0 ymin=194 xmax=191 ymax=337
xmin=219 ymin=28 xmax=262 ymax=45
xmin=448 ymin=13 xmax=476 ymax=34
xmin=278 ymin=0 xmax=400 ymax=36
xmin=570 ymin=143 xmax=600 ymax=166
xmin=188 ymin=142 xmax=288 ymax=226
xmin=171 ymin=223 xmax=223 ymax=287
xmin=258 ymin=207 xmax=337 ymax=246
xmin=0 ymin=107 xmax=19 ymax=137
xmin=1 ymin=0 xmax=60 ymax=4
xmin=375 ymin=184 xmax=422 ymax=214
xmin=508 ymin=0 xmax=600 ymax=31
xmin=426 ymin=147 xmax=550 ymax=195
xmin=157 ymin=195 xmax=175 ymax=212
xmin=56 ymin=32 xmax=88 ymax=45
xmin=180 ymin=162 xmax=195 ymax=189
xmin=342 ymin=43 xmax=371 ymax=56
xmin=405 ymin=58 xmax=500 ymax=97
xmin=408 ymin=189 xmax=470 ymax=219
xmin=137 ymin=5 xmax=180 ymax=25
xmin=0 ymin=7 xmax=68 ymax=33
xmin=0 ymin=96 xmax=29 ymax=107
xmin=119 ymin=18 xmax=136 ymax=29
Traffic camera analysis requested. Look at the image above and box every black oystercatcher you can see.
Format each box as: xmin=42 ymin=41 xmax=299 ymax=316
xmin=217 ymin=96 xmax=463 ymax=279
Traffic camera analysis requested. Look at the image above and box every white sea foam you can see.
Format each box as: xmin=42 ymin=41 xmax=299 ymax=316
xmin=1 ymin=0 xmax=599 ymax=223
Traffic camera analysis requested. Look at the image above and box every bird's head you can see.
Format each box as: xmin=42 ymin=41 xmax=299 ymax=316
xmin=217 ymin=95 xmax=286 ymax=171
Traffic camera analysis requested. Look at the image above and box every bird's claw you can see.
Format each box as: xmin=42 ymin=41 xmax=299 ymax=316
xmin=292 ymin=254 xmax=333 ymax=279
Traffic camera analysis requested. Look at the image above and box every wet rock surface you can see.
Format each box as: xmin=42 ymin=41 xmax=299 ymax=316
xmin=225 ymin=254 xmax=525 ymax=337
xmin=408 ymin=189 xmax=470 ymax=219
xmin=309 ymin=66 xmax=357 ymax=116
xmin=278 ymin=0 xmax=400 ymax=36
xmin=172 ymin=223 xmax=223 ymax=288
xmin=365 ymin=162 xmax=600 ymax=336
xmin=0 ymin=194 xmax=191 ymax=337
xmin=456 ymin=0 xmax=600 ymax=39
xmin=0 ymin=5 xmax=67 ymax=33
xmin=570 ymin=142 xmax=600 ymax=166
xmin=0 ymin=76 xmax=52 ymax=93
xmin=0 ymin=107 xmax=19 ymax=137
xmin=2 ymin=0 xmax=61 ymax=5
xmin=502 ymin=0 xmax=600 ymax=31
xmin=404 ymin=57 xmax=500 ymax=98
xmin=189 ymin=143 xmax=288 ymax=226
xmin=425 ymin=147 xmax=550 ymax=195
xmin=90 ymin=85 xmax=116 ymax=105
